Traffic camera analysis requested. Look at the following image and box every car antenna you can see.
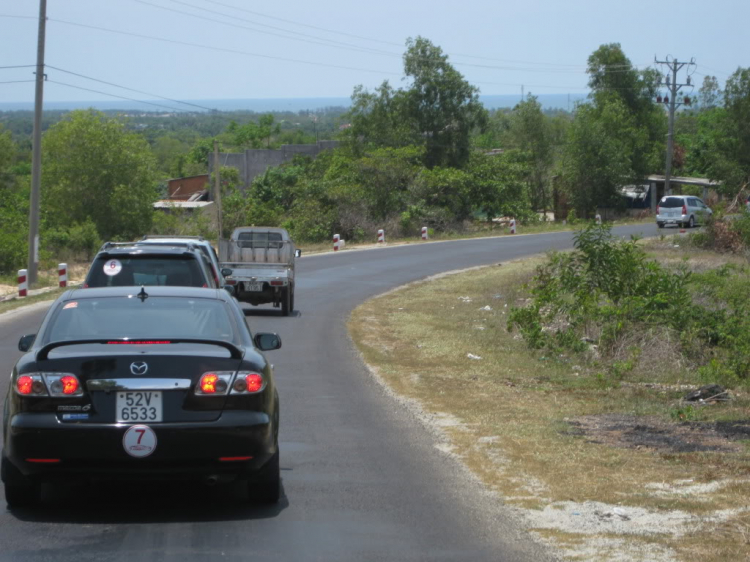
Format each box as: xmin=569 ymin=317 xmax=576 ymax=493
xmin=137 ymin=286 xmax=149 ymax=303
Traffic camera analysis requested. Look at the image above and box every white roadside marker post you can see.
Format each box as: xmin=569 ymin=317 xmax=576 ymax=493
xmin=18 ymin=269 xmax=28 ymax=298
xmin=510 ymin=219 xmax=516 ymax=235
xmin=333 ymin=234 xmax=340 ymax=252
xmin=421 ymin=226 xmax=428 ymax=240
xmin=58 ymin=263 xmax=67 ymax=288
xmin=377 ymin=229 xmax=385 ymax=243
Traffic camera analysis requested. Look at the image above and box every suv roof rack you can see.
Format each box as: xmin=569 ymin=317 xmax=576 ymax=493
xmin=99 ymin=241 xmax=138 ymax=251
xmin=141 ymin=235 xmax=205 ymax=241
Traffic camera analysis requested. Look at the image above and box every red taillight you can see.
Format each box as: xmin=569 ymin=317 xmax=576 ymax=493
xmin=17 ymin=375 xmax=33 ymax=395
xmin=245 ymin=373 xmax=263 ymax=393
xmin=656 ymin=205 xmax=660 ymax=215
xmin=270 ymin=280 xmax=283 ymax=286
xmin=682 ymin=205 xmax=687 ymax=215
xmin=200 ymin=373 xmax=219 ymax=394
xmin=26 ymin=458 xmax=61 ymax=464
xmin=226 ymin=279 xmax=237 ymax=285
xmin=60 ymin=375 xmax=78 ymax=395
xmin=218 ymin=456 xmax=253 ymax=462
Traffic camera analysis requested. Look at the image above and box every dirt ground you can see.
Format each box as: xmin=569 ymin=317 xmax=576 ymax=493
xmin=568 ymin=414 xmax=750 ymax=454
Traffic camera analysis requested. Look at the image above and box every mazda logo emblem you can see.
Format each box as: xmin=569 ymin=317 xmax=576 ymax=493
xmin=130 ymin=362 xmax=148 ymax=375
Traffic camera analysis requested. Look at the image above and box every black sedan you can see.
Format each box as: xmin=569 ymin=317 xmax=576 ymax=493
xmin=2 ymin=286 xmax=281 ymax=507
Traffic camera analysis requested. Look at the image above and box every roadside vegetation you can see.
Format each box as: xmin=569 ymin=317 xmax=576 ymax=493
xmin=350 ymin=225 xmax=750 ymax=561
xmin=1 ymin=40 xmax=749 ymax=277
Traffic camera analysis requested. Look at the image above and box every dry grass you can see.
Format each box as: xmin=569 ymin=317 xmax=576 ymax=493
xmin=349 ymin=247 xmax=750 ymax=561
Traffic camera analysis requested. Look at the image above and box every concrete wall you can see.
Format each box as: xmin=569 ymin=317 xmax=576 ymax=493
xmin=208 ymin=141 xmax=338 ymax=193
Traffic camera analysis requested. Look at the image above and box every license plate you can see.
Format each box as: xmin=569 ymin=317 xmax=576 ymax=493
xmin=116 ymin=391 xmax=162 ymax=422
xmin=245 ymin=282 xmax=263 ymax=291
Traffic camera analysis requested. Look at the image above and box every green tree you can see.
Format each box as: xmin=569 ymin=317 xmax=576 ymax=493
xmin=563 ymin=100 xmax=642 ymax=217
xmin=504 ymin=95 xmax=555 ymax=212
xmin=698 ymin=75 xmax=722 ymax=110
xmin=346 ymin=37 xmax=488 ymax=168
xmin=586 ymin=43 xmax=664 ymax=179
xmin=42 ymin=110 xmax=158 ymax=240
xmin=722 ymin=67 xmax=750 ymax=187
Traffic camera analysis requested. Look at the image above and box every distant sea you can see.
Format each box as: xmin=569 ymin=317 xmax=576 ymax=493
xmin=0 ymin=93 xmax=588 ymax=113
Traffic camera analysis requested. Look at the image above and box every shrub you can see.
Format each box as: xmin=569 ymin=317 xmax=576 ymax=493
xmin=509 ymin=223 xmax=750 ymax=388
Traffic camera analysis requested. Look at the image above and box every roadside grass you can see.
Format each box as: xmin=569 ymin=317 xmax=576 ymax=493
xmin=349 ymin=242 xmax=750 ymax=561
xmin=0 ymin=288 xmax=65 ymax=316
xmin=299 ymin=217 xmax=652 ymax=255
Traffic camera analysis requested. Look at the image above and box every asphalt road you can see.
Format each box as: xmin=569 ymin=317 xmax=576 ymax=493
xmin=0 ymin=224 xmax=658 ymax=562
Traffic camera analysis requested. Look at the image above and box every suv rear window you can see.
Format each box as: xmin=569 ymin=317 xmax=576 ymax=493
xmin=86 ymin=256 xmax=206 ymax=288
xmin=660 ymin=197 xmax=685 ymax=208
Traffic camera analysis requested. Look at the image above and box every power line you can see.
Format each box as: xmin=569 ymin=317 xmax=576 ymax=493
xmin=46 ymin=65 xmax=216 ymax=111
xmin=47 ymin=79 xmax=189 ymax=112
xmin=0 ymin=80 xmax=36 ymax=85
xmin=198 ymin=0 xmax=403 ymax=48
xmin=47 ymin=17 xmax=402 ymax=76
xmin=0 ymin=65 xmax=36 ymax=69
xmin=126 ymin=3 xmax=642 ymax=76
xmin=194 ymin=0 xmax=645 ymax=70
xmin=157 ymin=0 xmax=395 ymax=56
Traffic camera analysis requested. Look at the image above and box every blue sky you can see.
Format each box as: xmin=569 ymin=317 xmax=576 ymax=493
xmin=0 ymin=0 xmax=746 ymax=106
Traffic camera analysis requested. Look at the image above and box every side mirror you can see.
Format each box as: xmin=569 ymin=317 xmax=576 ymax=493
xmin=221 ymin=268 xmax=233 ymax=277
xmin=254 ymin=332 xmax=282 ymax=351
xmin=18 ymin=334 xmax=36 ymax=352
xmin=294 ymin=249 xmax=302 ymax=258
xmin=223 ymin=284 xmax=235 ymax=296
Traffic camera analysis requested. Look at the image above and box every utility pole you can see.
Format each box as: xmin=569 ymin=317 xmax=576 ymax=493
xmin=521 ymin=84 xmax=524 ymax=102
xmin=654 ymin=56 xmax=696 ymax=198
xmin=213 ymin=140 xmax=223 ymax=240
xmin=27 ymin=0 xmax=47 ymax=286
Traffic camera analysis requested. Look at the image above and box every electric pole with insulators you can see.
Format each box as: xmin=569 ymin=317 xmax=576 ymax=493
xmin=654 ymin=56 xmax=696 ymax=199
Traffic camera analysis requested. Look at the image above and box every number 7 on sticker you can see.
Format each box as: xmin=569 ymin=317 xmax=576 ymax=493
xmin=135 ymin=428 xmax=146 ymax=444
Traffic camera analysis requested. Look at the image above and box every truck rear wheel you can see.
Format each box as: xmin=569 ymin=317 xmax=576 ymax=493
xmin=281 ymin=287 xmax=291 ymax=316
xmin=290 ymin=286 xmax=295 ymax=313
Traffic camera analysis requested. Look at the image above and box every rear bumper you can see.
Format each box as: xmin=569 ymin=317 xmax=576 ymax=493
xmin=656 ymin=213 xmax=688 ymax=223
xmin=3 ymin=410 xmax=275 ymax=483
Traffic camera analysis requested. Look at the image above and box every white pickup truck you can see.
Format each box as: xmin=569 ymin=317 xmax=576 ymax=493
xmin=219 ymin=227 xmax=299 ymax=316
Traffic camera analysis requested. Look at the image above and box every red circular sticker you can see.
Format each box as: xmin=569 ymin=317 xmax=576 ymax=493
xmin=122 ymin=425 xmax=157 ymax=458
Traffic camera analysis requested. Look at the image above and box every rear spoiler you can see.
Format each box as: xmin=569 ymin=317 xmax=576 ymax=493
xmin=37 ymin=338 xmax=243 ymax=361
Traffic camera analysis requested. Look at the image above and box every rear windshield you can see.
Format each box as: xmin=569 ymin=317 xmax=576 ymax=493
xmin=660 ymin=197 xmax=685 ymax=208
xmin=86 ymin=256 xmax=206 ymax=288
xmin=45 ymin=297 xmax=237 ymax=343
xmin=236 ymin=231 xmax=283 ymax=248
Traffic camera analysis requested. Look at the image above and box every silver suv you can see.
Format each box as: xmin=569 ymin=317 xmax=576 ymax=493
xmin=656 ymin=195 xmax=712 ymax=229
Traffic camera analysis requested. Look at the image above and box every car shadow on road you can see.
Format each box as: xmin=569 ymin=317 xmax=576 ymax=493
xmin=241 ymin=308 xmax=301 ymax=318
xmin=8 ymin=479 xmax=289 ymax=524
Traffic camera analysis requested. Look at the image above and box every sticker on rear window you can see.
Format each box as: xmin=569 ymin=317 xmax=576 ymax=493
xmin=63 ymin=302 xmax=78 ymax=310
xmin=104 ymin=259 xmax=122 ymax=276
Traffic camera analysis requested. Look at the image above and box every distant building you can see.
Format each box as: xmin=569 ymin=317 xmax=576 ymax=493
xmin=165 ymin=174 xmax=209 ymax=201
xmin=208 ymin=141 xmax=338 ymax=190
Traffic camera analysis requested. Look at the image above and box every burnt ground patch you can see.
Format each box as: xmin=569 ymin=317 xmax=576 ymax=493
xmin=567 ymin=415 xmax=750 ymax=453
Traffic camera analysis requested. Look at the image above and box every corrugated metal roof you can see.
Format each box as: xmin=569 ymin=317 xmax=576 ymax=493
xmin=153 ymin=201 xmax=214 ymax=209
xmin=647 ymin=175 xmax=721 ymax=187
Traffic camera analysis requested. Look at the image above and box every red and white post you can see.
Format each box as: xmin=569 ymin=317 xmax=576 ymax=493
xmin=421 ymin=226 xmax=428 ymax=240
xmin=377 ymin=229 xmax=385 ymax=243
xmin=58 ymin=263 xmax=68 ymax=288
xmin=509 ymin=219 xmax=517 ymax=235
xmin=333 ymin=233 xmax=341 ymax=252
xmin=18 ymin=269 xmax=28 ymax=298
